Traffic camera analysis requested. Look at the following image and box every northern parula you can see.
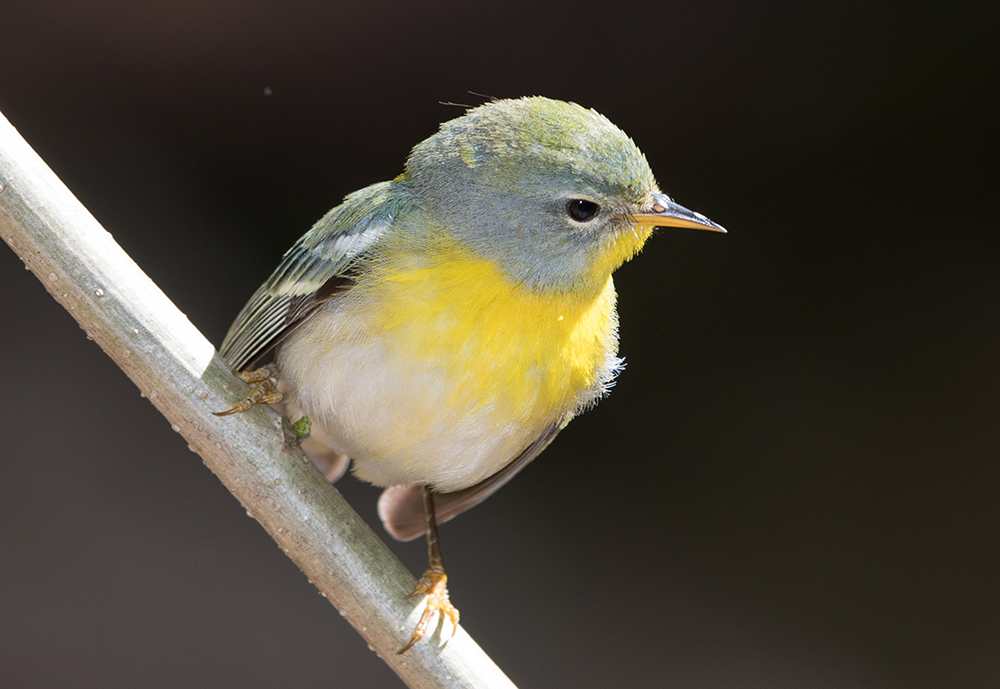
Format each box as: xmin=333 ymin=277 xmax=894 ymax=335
xmin=216 ymin=96 xmax=724 ymax=652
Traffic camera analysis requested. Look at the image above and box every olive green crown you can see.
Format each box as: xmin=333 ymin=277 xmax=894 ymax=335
xmin=405 ymin=97 xmax=656 ymax=205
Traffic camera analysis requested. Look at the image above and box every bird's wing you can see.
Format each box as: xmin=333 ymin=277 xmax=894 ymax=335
xmin=219 ymin=182 xmax=404 ymax=371
xmin=377 ymin=417 xmax=571 ymax=541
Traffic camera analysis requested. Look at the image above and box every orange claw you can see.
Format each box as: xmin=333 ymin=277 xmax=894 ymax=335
xmin=398 ymin=566 xmax=460 ymax=654
xmin=213 ymin=367 xmax=282 ymax=416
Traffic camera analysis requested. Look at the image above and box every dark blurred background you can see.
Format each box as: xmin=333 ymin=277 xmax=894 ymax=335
xmin=1 ymin=1 xmax=998 ymax=687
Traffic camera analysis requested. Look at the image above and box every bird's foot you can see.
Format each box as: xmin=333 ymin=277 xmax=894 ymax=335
xmin=398 ymin=566 xmax=459 ymax=654
xmin=213 ymin=367 xmax=282 ymax=416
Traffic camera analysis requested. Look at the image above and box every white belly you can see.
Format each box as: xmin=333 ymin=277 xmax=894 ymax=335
xmin=275 ymin=307 xmax=552 ymax=492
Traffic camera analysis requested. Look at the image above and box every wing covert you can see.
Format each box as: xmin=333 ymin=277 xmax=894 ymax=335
xmin=219 ymin=180 xmax=404 ymax=370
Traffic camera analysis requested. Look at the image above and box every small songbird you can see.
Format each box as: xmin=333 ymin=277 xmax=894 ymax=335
xmin=216 ymin=96 xmax=724 ymax=652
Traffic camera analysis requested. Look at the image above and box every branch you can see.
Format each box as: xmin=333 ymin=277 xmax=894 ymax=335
xmin=0 ymin=109 xmax=516 ymax=689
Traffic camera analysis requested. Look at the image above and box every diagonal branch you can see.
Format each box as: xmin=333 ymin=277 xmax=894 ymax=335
xmin=0 ymin=108 xmax=516 ymax=689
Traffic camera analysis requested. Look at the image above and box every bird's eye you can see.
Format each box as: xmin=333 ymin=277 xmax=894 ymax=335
xmin=566 ymin=199 xmax=600 ymax=222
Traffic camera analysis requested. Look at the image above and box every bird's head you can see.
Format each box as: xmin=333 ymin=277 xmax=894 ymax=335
xmin=403 ymin=97 xmax=724 ymax=293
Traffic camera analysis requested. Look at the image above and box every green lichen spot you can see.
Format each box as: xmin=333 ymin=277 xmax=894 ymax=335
xmin=293 ymin=415 xmax=312 ymax=441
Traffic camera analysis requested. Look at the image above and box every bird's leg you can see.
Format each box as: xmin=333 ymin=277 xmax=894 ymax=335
xmin=398 ymin=487 xmax=460 ymax=654
xmin=213 ymin=366 xmax=282 ymax=416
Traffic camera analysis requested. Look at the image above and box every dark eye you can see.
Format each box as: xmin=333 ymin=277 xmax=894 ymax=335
xmin=566 ymin=199 xmax=600 ymax=222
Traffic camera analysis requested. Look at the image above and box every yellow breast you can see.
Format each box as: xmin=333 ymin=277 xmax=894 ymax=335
xmin=355 ymin=239 xmax=621 ymax=424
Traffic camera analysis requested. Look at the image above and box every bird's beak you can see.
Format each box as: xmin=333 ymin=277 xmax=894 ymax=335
xmin=633 ymin=192 xmax=727 ymax=233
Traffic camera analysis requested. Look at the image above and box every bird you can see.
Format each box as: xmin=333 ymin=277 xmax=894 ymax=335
xmin=215 ymin=96 xmax=725 ymax=652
